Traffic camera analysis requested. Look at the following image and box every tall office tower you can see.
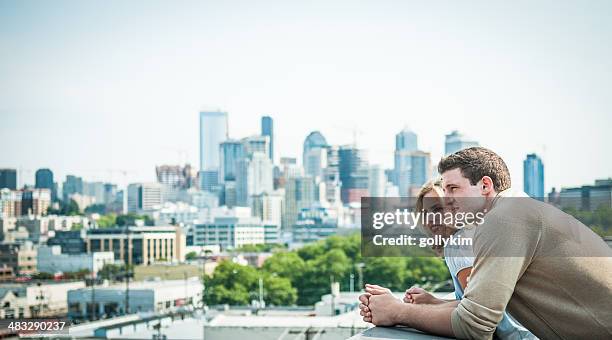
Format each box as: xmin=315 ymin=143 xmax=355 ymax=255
xmin=242 ymin=135 xmax=270 ymax=158
xmin=219 ymin=139 xmax=245 ymax=182
xmin=392 ymin=128 xmax=418 ymax=186
xmin=21 ymin=189 xmax=51 ymax=216
xmin=127 ymin=182 xmax=163 ymax=213
xmin=236 ymin=152 xmax=273 ymax=207
xmin=282 ymin=176 xmax=316 ymax=230
xmin=524 ymin=153 xmax=544 ymax=199
xmin=62 ymin=175 xmax=83 ymax=202
xmin=444 ymin=130 xmax=479 ymax=155
xmin=0 ymin=169 xmax=17 ymax=190
xmin=103 ymin=183 xmax=118 ymax=204
xmin=395 ymin=128 xmax=418 ymax=153
xmin=156 ymin=165 xmax=195 ymax=189
xmin=0 ymin=188 xmax=21 ymax=217
xmin=35 ymin=168 xmax=55 ymax=201
xmin=199 ymin=170 xmax=220 ymax=193
xmin=261 ymin=116 xmax=274 ymax=162
xmin=368 ymin=165 xmax=386 ymax=197
xmin=394 ymin=150 xmax=431 ymax=196
xmin=303 ymin=131 xmax=328 ymax=180
xmin=199 ymin=111 xmax=228 ymax=171
xmin=338 ymin=145 xmax=370 ymax=204
xmin=84 ymin=182 xmax=106 ymax=204
xmin=251 ymin=192 xmax=283 ymax=227
xmin=323 ymin=145 xmax=341 ymax=204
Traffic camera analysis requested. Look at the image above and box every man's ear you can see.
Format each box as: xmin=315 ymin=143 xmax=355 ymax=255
xmin=480 ymin=176 xmax=495 ymax=196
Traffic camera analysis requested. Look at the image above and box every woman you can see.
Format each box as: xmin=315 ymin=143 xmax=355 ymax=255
xmin=405 ymin=179 xmax=537 ymax=340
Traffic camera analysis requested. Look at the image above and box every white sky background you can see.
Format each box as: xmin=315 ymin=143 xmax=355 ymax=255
xmin=1 ymin=0 xmax=610 ymax=191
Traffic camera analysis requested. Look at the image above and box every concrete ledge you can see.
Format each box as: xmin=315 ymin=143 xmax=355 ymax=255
xmin=347 ymin=326 xmax=455 ymax=340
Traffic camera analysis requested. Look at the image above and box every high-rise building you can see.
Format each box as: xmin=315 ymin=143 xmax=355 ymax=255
xmin=394 ymin=150 xmax=431 ymax=196
xmin=84 ymin=182 xmax=106 ymax=204
xmin=236 ymin=153 xmax=273 ymax=207
xmin=0 ymin=169 xmax=17 ymax=190
xmin=35 ymin=168 xmax=56 ymax=201
xmin=127 ymin=182 xmax=163 ymax=213
xmin=0 ymin=188 xmax=22 ymax=217
xmin=395 ymin=128 xmax=418 ymax=152
xmin=523 ymin=153 xmax=544 ymax=199
xmin=156 ymin=165 xmax=195 ymax=190
xmin=393 ymin=128 xmax=418 ymax=187
xmin=338 ymin=145 xmax=369 ymax=204
xmin=444 ymin=130 xmax=479 ymax=155
xmin=282 ymin=176 xmax=316 ymax=230
xmin=368 ymin=165 xmax=386 ymax=197
xmin=199 ymin=111 xmax=228 ymax=171
xmin=35 ymin=169 xmax=53 ymax=190
xmin=409 ymin=151 xmax=431 ymax=190
xmin=303 ymin=131 xmax=328 ymax=180
xmin=199 ymin=170 xmax=220 ymax=193
xmin=323 ymin=146 xmax=341 ymax=204
xmin=261 ymin=116 xmax=274 ymax=162
xmin=219 ymin=139 xmax=244 ymax=182
xmin=251 ymin=192 xmax=283 ymax=227
xmin=558 ymin=178 xmax=611 ymax=211
xmin=21 ymin=188 xmax=51 ymax=216
xmin=63 ymin=175 xmax=83 ymax=202
xmin=242 ymin=135 xmax=270 ymax=158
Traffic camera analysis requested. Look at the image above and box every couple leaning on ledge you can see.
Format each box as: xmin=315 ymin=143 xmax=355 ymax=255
xmin=358 ymin=147 xmax=612 ymax=340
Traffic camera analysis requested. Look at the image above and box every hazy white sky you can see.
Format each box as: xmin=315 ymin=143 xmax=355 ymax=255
xmin=1 ymin=0 xmax=610 ymax=191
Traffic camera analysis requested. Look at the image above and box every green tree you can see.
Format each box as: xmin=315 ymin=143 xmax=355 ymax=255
xmin=262 ymin=251 xmax=306 ymax=284
xmin=206 ymin=260 xmax=259 ymax=305
xmin=263 ymin=274 xmax=297 ymax=305
xmin=85 ymin=204 xmax=107 ymax=215
xmin=97 ymin=213 xmax=117 ymax=228
xmin=185 ymin=251 xmax=198 ymax=260
xmin=362 ymin=257 xmax=407 ymax=291
xmin=296 ymin=248 xmax=351 ymax=305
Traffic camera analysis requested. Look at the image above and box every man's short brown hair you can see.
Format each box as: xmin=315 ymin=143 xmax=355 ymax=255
xmin=437 ymin=147 xmax=511 ymax=192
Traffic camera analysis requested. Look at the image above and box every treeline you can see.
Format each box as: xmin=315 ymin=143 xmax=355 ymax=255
xmin=564 ymin=206 xmax=612 ymax=236
xmin=205 ymin=233 xmax=451 ymax=306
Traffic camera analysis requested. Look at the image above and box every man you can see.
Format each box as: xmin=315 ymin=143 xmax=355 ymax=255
xmin=359 ymin=147 xmax=612 ymax=339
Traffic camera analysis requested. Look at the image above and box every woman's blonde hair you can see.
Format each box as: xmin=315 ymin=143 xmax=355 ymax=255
xmin=415 ymin=178 xmax=444 ymax=236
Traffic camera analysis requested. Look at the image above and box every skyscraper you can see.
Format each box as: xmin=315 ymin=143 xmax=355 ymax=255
xmin=35 ymin=168 xmax=55 ymax=201
xmin=444 ymin=130 xmax=479 ymax=155
xmin=156 ymin=165 xmax=195 ymax=189
xmin=395 ymin=128 xmax=418 ymax=152
xmin=242 ymin=135 xmax=270 ymax=159
xmin=219 ymin=139 xmax=245 ymax=182
xmin=199 ymin=111 xmax=228 ymax=171
xmin=127 ymin=182 xmax=163 ymax=213
xmin=368 ymin=165 xmax=386 ymax=197
xmin=35 ymin=169 xmax=53 ymax=190
xmin=393 ymin=128 xmax=419 ymax=189
xmin=63 ymin=175 xmax=83 ymax=202
xmin=282 ymin=176 xmax=316 ymax=230
xmin=338 ymin=145 xmax=369 ymax=203
xmin=303 ymin=131 xmax=328 ymax=180
xmin=0 ymin=169 xmax=17 ymax=190
xmin=261 ymin=116 xmax=274 ymax=162
xmin=524 ymin=153 xmax=544 ymax=199
xmin=408 ymin=151 xmax=431 ymax=190
xmin=236 ymin=152 xmax=273 ymax=207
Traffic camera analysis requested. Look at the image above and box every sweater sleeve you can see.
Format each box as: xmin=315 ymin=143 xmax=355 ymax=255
xmin=451 ymin=211 xmax=541 ymax=339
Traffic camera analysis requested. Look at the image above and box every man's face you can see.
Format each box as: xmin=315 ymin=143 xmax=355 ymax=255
xmin=441 ymin=168 xmax=486 ymax=214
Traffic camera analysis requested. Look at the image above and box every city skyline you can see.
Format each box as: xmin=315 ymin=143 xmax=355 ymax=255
xmin=1 ymin=0 xmax=611 ymax=191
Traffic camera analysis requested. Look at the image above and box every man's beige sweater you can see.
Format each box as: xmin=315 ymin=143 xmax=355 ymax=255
xmin=450 ymin=196 xmax=612 ymax=339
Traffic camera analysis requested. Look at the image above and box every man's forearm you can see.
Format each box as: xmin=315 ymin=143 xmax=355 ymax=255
xmin=393 ymin=300 xmax=457 ymax=337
